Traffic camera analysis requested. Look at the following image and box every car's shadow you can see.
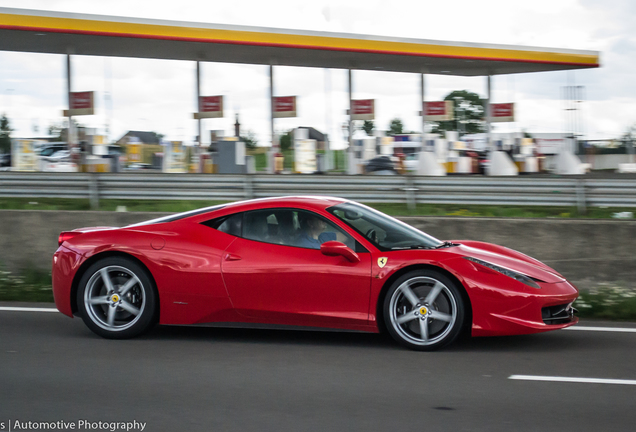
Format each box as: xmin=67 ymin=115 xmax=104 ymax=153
xmin=137 ymin=324 xmax=587 ymax=353
xmin=144 ymin=324 xmax=397 ymax=350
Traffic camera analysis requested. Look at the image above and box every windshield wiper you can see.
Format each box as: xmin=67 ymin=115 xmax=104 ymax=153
xmin=434 ymin=241 xmax=457 ymax=249
xmin=391 ymin=245 xmax=435 ymax=250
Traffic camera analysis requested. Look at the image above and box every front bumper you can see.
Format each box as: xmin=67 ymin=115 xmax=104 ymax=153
xmin=468 ymin=279 xmax=579 ymax=337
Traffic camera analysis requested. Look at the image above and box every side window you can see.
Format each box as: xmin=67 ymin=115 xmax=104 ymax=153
xmin=203 ymin=213 xmax=243 ymax=237
xmin=242 ymin=209 xmax=297 ymax=245
xmin=271 ymin=210 xmax=301 ymax=246
xmin=243 ymin=210 xmax=273 ymax=242
xmin=206 ymin=209 xmax=366 ymax=252
xmin=241 ymin=209 xmax=356 ymax=250
xmin=295 ymin=210 xmax=355 ymax=250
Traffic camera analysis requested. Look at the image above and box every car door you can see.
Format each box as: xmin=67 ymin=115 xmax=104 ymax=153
xmin=221 ymin=208 xmax=372 ymax=329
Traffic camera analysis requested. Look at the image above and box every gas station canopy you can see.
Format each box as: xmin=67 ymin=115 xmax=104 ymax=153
xmin=0 ymin=7 xmax=599 ymax=76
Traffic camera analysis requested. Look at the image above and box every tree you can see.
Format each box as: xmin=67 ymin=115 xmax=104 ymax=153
xmin=48 ymin=123 xmax=64 ymax=142
xmin=240 ymin=130 xmax=258 ymax=150
xmin=622 ymin=124 xmax=636 ymax=142
xmin=387 ymin=118 xmax=404 ymax=136
xmin=623 ymin=124 xmax=636 ymax=156
xmin=0 ymin=114 xmax=12 ymax=153
xmin=279 ymin=130 xmax=293 ymax=152
xmin=48 ymin=119 xmax=83 ymax=142
xmin=362 ymin=120 xmax=375 ymax=136
xmin=430 ymin=90 xmax=486 ymax=136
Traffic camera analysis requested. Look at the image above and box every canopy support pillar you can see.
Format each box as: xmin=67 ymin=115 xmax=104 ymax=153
xmin=486 ymin=75 xmax=492 ymax=153
xmin=421 ymin=73 xmax=427 ymax=149
xmin=267 ymin=64 xmax=276 ymax=174
xmin=347 ymin=68 xmax=356 ymax=175
xmin=65 ymin=53 xmax=75 ymax=156
xmin=196 ymin=61 xmax=202 ymax=149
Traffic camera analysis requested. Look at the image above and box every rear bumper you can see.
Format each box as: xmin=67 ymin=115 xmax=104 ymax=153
xmin=52 ymin=246 xmax=84 ymax=318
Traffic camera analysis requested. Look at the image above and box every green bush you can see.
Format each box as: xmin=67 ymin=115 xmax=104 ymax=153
xmin=574 ymin=283 xmax=636 ymax=321
xmin=0 ymin=266 xmax=53 ymax=302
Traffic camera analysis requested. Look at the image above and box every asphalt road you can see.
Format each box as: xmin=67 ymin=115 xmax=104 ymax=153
xmin=1 ymin=304 xmax=636 ymax=432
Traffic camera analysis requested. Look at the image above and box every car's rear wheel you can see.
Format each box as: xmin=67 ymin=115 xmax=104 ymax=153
xmin=383 ymin=269 xmax=465 ymax=351
xmin=77 ymin=256 xmax=157 ymax=339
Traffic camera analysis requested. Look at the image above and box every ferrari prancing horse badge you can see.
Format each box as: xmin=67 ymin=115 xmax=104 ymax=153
xmin=378 ymin=257 xmax=388 ymax=268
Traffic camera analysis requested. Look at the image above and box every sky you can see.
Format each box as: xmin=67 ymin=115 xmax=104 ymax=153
xmin=0 ymin=0 xmax=634 ymax=148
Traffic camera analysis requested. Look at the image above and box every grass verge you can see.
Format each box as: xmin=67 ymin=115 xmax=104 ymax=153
xmin=574 ymin=284 xmax=636 ymax=321
xmin=0 ymin=266 xmax=53 ymax=302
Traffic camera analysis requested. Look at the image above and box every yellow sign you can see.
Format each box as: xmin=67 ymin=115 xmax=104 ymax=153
xmin=127 ymin=143 xmax=142 ymax=162
xmin=12 ymin=139 xmax=38 ymax=171
xmin=377 ymin=257 xmax=388 ymax=268
xmin=419 ymin=306 xmax=428 ymax=315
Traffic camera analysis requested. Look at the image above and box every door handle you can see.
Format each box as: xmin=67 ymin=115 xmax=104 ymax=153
xmin=224 ymin=253 xmax=242 ymax=261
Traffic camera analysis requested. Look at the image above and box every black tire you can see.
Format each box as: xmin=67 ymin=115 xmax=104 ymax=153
xmin=383 ymin=269 xmax=465 ymax=351
xmin=77 ymin=256 xmax=157 ymax=339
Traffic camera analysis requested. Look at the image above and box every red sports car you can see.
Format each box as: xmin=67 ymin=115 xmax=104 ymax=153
xmin=52 ymin=196 xmax=578 ymax=350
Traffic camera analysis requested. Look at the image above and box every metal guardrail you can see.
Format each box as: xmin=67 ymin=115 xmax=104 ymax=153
xmin=2 ymin=172 xmax=636 ymax=211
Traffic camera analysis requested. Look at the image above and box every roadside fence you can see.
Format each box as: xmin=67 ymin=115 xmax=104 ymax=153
xmin=2 ymin=172 xmax=636 ymax=212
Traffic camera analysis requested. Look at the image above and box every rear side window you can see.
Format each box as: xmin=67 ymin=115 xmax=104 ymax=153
xmin=203 ymin=213 xmax=243 ymax=237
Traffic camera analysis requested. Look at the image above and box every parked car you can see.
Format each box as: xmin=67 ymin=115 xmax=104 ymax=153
xmin=42 ymin=161 xmax=78 ymax=172
xmin=45 ymin=150 xmax=71 ymax=162
xmin=38 ymin=143 xmax=68 ymax=157
xmin=363 ymin=156 xmax=397 ymax=175
xmin=53 ymin=196 xmax=578 ymax=350
xmin=126 ymin=163 xmax=153 ymax=170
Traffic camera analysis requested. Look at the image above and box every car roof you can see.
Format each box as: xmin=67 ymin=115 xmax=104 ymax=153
xmin=222 ymin=195 xmax=348 ymax=212
xmin=127 ymin=196 xmax=350 ymax=227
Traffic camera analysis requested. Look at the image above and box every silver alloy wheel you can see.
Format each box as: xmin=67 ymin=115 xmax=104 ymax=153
xmin=388 ymin=276 xmax=457 ymax=346
xmin=83 ymin=265 xmax=146 ymax=332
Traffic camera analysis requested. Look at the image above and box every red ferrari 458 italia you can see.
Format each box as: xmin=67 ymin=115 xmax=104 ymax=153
xmin=52 ymin=196 xmax=578 ymax=350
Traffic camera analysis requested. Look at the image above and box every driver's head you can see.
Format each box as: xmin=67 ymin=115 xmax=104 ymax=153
xmin=299 ymin=213 xmax=325 ymax=234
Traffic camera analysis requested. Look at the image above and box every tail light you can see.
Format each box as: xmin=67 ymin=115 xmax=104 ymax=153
xmin=58 ymin=231 xmax=81 ymax=246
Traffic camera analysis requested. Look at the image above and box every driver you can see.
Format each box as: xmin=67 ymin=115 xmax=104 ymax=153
xmin=297 ymin=213 xmax=344 ymax=249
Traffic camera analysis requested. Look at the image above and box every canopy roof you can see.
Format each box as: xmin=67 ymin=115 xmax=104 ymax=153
xmin=0 ymin=8 xmax=600 ymax=76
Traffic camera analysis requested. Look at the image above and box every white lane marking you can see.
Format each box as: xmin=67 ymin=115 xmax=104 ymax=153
xmin=0 ymin=306 xmax=59 ymax=313
xmin=509 ymin=375 xmax=636 ymax=385
xmin=565 ymin=326 xmax=636 ymax=333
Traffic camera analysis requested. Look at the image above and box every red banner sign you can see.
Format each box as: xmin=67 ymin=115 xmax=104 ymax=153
xmin=423 ymin=100 xmax=453 ymax=121
xmin=200 ymin=96 xmax=223 ymax=112
xmin=425 ymin=101 xmax=446 ymax=116
xmin=491 ymin=103 xmax=515 ymax=122
xmin=273 ymin=96 xmax=297 ymax=118
xmin=195 ymin=96 xmax=224 ymax=118
xmin=351 ymin=99 xmax=374 ymax=120
xmin=70 ymin=91 xmax=93 ymax=110
xmin=64 ymin=91 xmax=94 ymax=116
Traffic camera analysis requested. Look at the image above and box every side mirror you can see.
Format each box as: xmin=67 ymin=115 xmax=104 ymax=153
xmin=320 ymin=241 xmax=360 ymax=263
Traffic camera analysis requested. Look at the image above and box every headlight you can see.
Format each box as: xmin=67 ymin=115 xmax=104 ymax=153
xmin=464 ymin=257 xmax=542 ymax=289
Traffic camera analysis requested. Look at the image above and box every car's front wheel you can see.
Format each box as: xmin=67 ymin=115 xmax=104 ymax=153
xmin=383 ymin=269 xmax=465 ymax=351
xmin=77 ymin=256 xmax=157 ymax=339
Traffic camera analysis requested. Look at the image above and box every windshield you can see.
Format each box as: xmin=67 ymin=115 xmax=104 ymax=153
xmin=328 ymin=202 xmax=443 ymax=251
